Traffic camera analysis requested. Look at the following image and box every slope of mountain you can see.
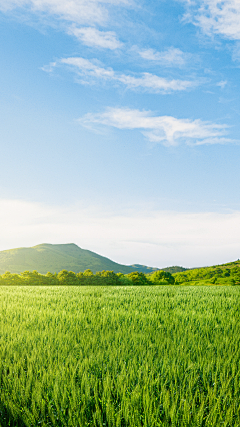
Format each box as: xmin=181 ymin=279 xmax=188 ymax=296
xmin=173 ymin=259 xmax=240 ymax=285
xmin=0 ymin=243 xmax=163 ymax=274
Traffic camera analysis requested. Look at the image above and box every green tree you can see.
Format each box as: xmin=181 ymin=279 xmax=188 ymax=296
xmin=83 ymin=269 xmax=94 ymax=277
xmin=57 ymin=270 xmax=78 ymax=285
xmin=19 ymin=270 xmax=44 ymax=285
xmin=116 ymin=273 xmax=132 ymax=286
xmin=222 ymin=269 xmax=230 ymax=277
xmin=99 ymin=270 xmax=119 ymax=285
xmin=127 ymin=272 xmax=149 ymax=286
xmin=150 ymin=270 xmax=175 ymax=285
xmin=1 ymin=271 xmax=21 ymax=285
xmin=45 ymin=272 xmax=58 ymax=285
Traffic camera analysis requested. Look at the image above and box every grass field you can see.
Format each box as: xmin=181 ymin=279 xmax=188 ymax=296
xmin=0 ymin=286 xmax=239 ymax=427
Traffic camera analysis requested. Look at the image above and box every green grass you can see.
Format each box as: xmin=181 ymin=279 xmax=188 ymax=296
xmin=0 ymin=286 xmax=239 ymax=426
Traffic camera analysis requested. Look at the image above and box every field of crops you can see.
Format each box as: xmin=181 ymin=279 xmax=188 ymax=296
xmin=0 ymin=286 xmax=239 ymax=427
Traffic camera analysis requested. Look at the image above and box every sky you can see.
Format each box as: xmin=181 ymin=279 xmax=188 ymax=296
xmin=0 ymin=0 xmax=240 ymax=268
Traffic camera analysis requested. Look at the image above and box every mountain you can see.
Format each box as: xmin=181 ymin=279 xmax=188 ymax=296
xmin=0 ymin=243 xmax=163 ymax=275
xmin=160 ymin=266 xmax=187 ymax=274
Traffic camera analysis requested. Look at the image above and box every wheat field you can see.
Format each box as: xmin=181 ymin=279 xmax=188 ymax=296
xmin=0 ymin=285 xmax=239 ymax=426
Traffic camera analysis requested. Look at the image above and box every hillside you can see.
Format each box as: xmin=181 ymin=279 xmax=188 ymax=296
xmin=173 ymin=259 xmax=240 ymax=285
xmin=0 ymin=243 xmax=164 ymax=275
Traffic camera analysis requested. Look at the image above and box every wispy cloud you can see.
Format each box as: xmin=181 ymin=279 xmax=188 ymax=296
xmin=0 ymin=199 xmax=240 ymax=268
xmin=0 ymin=0 xmax=130 ymax=25
xmin=61 ymin=57 xmax=115 ymax=78
xmin=139 ymin=47 xmax=190 ymax=67
xmin=68 ymin=26 xmax=122 ymax=49
xmin=216 ymin=80 xmax=227 ymax=89
xmin=79 ymin=107 xmax=231 ymax=146
xmin=183 ymin=0 xmax=240 ymax=40
xmin=55 ymin=56 xmax=198 ymax=92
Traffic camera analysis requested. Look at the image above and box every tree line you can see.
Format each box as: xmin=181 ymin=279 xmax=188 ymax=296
xmin=1 ymin=263 xmax=239 ymax=286
xmin=0 ymin=269 xmax=175 ymax=286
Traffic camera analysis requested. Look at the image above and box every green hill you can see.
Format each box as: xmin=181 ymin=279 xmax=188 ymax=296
xmin=0 ymin=243 xmax=238 ymax=284
xmin=173 ymin=259 xmax=240 ymax=285
xmin=130 ymin=264 xmax=186 ymax=274
xmin=0 ymin=243 xmax=163 ymax=275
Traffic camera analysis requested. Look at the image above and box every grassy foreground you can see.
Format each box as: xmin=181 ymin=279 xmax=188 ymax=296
xmin=0 ymin=286 xmax=239 ymax=427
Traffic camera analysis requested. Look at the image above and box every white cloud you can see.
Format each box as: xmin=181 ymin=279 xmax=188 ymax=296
xmin=80 ymin=107 xmax=230 ymax=146
xmin=0 ymin=0 xmax=130 ymax=25
xmin=61 ymin=57 xmax=115 ymax=78
xmin=216 ymin=80 xmax=227 ymax=89
xmin=68 ymin=26 xmax=122 ymax=49
xmin=139 ymin=47 xmax=189 ymax=67
xmin=58 ymin=56 xmax=197 ymax=92
xmin=118 ymin=73 xmax=194 ymax=91
xmin=0 ymin=199 xmax=240 ymax=268
xmin=183 ymin=0 xmax=240 ymax=40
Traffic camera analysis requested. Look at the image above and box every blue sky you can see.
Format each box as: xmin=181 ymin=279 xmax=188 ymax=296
xmin=0 ymin=0 xmax=240 ymax=268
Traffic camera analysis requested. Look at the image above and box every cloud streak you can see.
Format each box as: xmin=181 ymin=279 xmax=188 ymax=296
xmin=80 ymin=107 xmax=231 ymax=146
xmin=57 ymin=57 xmax=198 ymax=92
xmin=183 ymin=0 xmax=240 ymax=40
xmin=139 ymin=47 xmax=190 ymax=67
xmin=68 ymin=26 xmax=122 ymax=49
xmin=0 ymin=0 xmax=130 ymax=25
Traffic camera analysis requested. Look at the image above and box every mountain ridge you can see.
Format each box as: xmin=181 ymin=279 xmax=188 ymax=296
xmin=0 ymin=243 xmax=186 ymax=275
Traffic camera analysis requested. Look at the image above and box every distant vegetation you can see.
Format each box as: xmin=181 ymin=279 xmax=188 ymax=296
xmin=0 ymin=259 xmax=239 ymax=286
xmin=173 ymin=260 xmax=240 ymax=286
xmin=131 ymin=264 xmax=187 ymax=275
xmin=0 ymin=242 xmax=239 ymax=286
xmin=161 ymin=265 xmax=187 ymax=274
xmin=0 ymin=286 xmax=239 ymax=426
xmin=0 ymin=269 xmax=175 ymax=286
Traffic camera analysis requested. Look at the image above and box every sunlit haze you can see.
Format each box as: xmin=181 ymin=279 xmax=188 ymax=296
xmin=1 ymin=0 xmax=240 ymax=267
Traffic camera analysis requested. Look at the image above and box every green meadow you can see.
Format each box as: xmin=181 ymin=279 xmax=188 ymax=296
xmin=0 ymin=286 xmax=239 ymax=427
